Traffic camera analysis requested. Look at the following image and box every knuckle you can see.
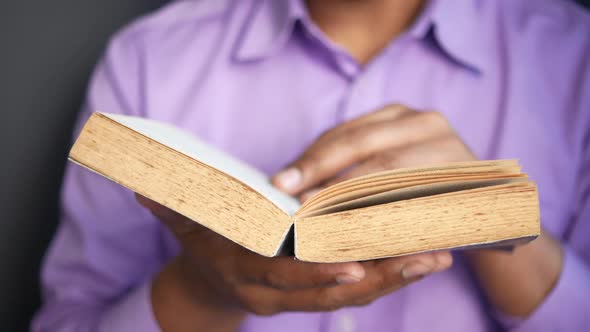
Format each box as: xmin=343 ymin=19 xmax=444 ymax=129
xmin=315 ymin=289 xmax=331 ymax=309
xmin=215 ymin=257 xmax=234 ymax=275
xmin=236 ymin=287 xmax=279 ymax=316
xmin=298 ymin=153 xmax=320 ymax=177
xmin=227 ymin=284 xmax=245 ymax=304
xmin=243 ymin=301 xmax=277 ymax=316
xmin=386 ymin=103 xmax=408 ymax=113
xmin=373 ymin=274 xmax=391 ymax=292
xmin=439 ymin=134 xmax=457 ymax=144
xmin=250 ymin=304 xmax=279 ymax=316
xmin=222 ymin=273 xmax=240 ymax=288
xmin=344 ymin=126 xmax=364 ymax=144
xmin=263 ymin=270 xmax=287 ymax=289
xmin=318 ymin=126 xmax=337 ymax=141
xmin=234 ymin=285 xmax=252 ymax=303
xmin=352 ymin=297 xmax=376 ymax=308
xmin=315 ymin=289 xmax=344 ymax=312
xmin=441 ymin=135 xmax=463 ymax=150
xmin=317 ymin=301 xmax=342 ymax=312
xmin=422 ymin=110 xmax=448 ymax=128
xmin=309 ymin=266 xmax=328 ymax=285
xmin=348 ymin=126 xmax=374 ymax=152
xmin=375 ymin=153 xmax=395 ymax=170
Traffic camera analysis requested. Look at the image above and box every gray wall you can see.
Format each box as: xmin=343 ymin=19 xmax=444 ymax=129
xmin=0 ymin=1 xmax=164 ymax=330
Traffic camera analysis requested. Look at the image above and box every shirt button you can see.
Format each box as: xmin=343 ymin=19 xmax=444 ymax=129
xmin=336 ymin=58 xmax=360 ymax=78
xmin=337 ymin=313 xmax=356 ymax=332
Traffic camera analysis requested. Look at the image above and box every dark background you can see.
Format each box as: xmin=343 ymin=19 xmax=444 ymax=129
xmin=0 ymin=1 xmax=165 ymax=330
xmin=0 ymin=1 xmax=588 ymax=331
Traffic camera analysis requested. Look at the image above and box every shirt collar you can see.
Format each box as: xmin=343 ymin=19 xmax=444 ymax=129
xmin=233 ymin=0 xmax=305 ymax=61
xmin=233 ymin=0 xmax=489 ymax=73
xmin=423 ymin=0 xmax=490 ymax=73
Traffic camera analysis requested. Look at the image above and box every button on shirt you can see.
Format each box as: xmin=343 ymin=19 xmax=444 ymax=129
xmin=33 ymin=0 xmax=590 ymax=331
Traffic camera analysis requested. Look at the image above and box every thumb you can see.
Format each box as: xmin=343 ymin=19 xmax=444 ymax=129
xmin=272 ymin=148 xmax=347 ymax=196
xmin=135 ymin=194 xmax=205 ymax=237
xmin=272 ymin=132 xmax=375 ymax=195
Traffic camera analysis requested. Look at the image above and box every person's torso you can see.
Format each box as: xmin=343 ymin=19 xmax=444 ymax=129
xmin=116 ymin=0 xmax=590 ymax=330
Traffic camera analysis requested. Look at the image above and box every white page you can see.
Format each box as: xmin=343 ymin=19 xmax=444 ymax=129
xmin=103 ymin=113 xmax=301 ymax=215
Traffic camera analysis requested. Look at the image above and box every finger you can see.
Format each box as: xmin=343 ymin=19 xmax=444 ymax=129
xmin=238 ymin=252 xmax=453 ymax=314
xmin=321 ymin=151 xmax=401 ymax=188
xmin=275 ymin=259 xmax=408 ymax=312
xmin=431 ymin=251 xmax=454 ymax=272
xmin=135 ymin=194 xmax=206 ymax=236
xmin=136 ymin=194 xmax=185 ymax=223
xmin=273 ymin=112 xmax=433 ymax=195
xmin=321 ymin=134 xmax=475 ymax=188
xmin=237 ymin=255 xmax=366 ymax=290
xmin=233 ymin=283 xmax=287 ymax=316
xmin=135 ymin=194 xmax=159 ymax=210
xmin=380 ymin=251 xmax=453 ymax=280
xmin=344 ymin=251 xmax=454 ymax=306
xmin=277 ymin=252 xmax=452 ymax=311
xmin=376 ymin=135 xmax=476 ymax=168
xmin=324 ymin=104 xmax=409 ymax=136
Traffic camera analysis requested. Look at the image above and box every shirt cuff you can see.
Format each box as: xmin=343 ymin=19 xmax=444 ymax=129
xmin=494 ymin=246 xmax=590 ymax=331
xmin=98 ymin=278 xmax=162 ymax=332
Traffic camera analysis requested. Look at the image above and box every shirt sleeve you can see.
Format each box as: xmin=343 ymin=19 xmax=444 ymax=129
xmin=31 ymin=33 xmax=171 ymax=332
xmin=494 ymin=247 xmax=590 ymax=331
xmin=494 ymin=103 xmax=590 ymax=331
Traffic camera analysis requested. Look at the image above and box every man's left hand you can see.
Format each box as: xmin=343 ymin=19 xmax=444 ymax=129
xmin=273 ymin=104 xmax=475 ymax=200
xmin=272 ymin=104 xmax=563 ymax=318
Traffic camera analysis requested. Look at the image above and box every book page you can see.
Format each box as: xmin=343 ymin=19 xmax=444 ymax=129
xmin=294 ymin=182 xmax=539 ymax=262
xmin=300 ymin=161 xmax=520 ymax=211
xmin=297 ymin=177 xmax=527 ymax=218
xmin=300 ymin=173 xmax=525 ymax=213
xmin=103 ymin=113 xmax=301 ymax=215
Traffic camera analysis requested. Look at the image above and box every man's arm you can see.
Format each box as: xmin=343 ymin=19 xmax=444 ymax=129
xmin=137 ymin=194 xmax=452 ymax=331
xmin=477 ymin=138 xmax=590 ymax=331
xmin=32 ymin=35 xmax=167 ymax=332
xmin=273 ymin=104 xmax=590 ymax=330
xmin=464 ymin=232 xmax=563 ymax=316
xmin=33 ymin=37 xmax=454 ymax=332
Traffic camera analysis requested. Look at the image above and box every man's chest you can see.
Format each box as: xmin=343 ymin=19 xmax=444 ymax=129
xmin=145 ymin=52 xmax=577 ymax=237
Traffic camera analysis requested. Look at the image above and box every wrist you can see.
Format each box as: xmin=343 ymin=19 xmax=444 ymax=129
xmin=151 ymin=256 xmax=245 ymax=332
xmin=464 ymin=232 xmax=563 ymax=317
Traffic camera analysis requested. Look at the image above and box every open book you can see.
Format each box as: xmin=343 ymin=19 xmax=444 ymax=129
xmin=69 ymin=112 xmax=540 ymax=262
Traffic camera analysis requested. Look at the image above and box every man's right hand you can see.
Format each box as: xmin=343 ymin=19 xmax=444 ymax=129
xmin=136 ymin=195 xmax=452 ymax=332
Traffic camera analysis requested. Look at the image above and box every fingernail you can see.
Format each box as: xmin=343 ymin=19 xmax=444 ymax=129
xmin=336 ymin=274 xmax=363 ymax=284
xmin=401 ymin=262 xmax=433 ymax=280
xmin=433 ymin=252 xmax=453 ymax=272
xmin=276 ymin=168 xmax=302 ymax=191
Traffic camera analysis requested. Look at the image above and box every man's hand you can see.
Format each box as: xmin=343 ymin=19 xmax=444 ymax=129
xmin=272 ymin=104 xmax=475 ymax=201
xmin=137 ymin=193 xmax=452 ymax=332
xmin=273 ymin=104 xmax=563 ymax=318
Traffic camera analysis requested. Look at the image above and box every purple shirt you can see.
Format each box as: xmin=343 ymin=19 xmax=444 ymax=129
xmin=33 ymin=0 xmax=590 ymax=331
